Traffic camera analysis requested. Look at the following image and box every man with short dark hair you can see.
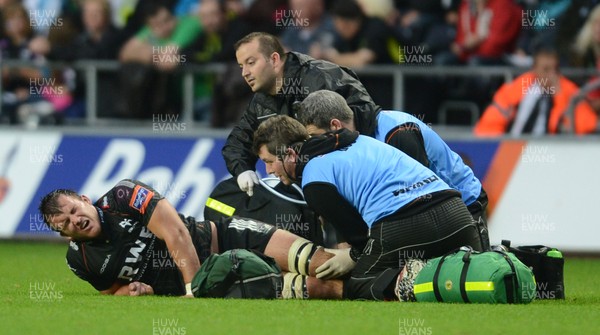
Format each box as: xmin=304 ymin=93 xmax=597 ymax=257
xmin=39 ymin=179 xmax=343 ymax=299
xmin=224 ymin=31 xmax=380 ymax=197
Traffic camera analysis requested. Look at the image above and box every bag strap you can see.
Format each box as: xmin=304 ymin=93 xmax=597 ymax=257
xmin=432 ymin=256 xmax=445 ymax=302
xmin=206 ymin=250 xmax=243 ymax=298
xmin=432 ymin=246 xmax=476 ymax=302
xmin=459 ymin=248 xmax=473 ymax=303
xmin=493 ymin=250 xmax=518 ymax=304
xmin=432 ymin=246 xmax=471 ymax=302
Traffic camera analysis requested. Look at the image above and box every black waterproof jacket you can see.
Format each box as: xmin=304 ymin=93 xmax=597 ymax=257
xmin=222 ymin=51 xmax=380 ymax=177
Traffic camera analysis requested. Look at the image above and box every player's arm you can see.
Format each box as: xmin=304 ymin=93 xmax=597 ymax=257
xmin=147 ymin=199 xmax=201 ymax=296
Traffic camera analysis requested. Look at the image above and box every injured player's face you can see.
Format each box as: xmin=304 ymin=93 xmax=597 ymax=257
xmin=48 ymin=194 xmax=102 ymax=241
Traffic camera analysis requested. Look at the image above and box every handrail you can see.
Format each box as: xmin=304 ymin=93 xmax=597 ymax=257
xmin=2 ymin=58 xmax=599 ymax=127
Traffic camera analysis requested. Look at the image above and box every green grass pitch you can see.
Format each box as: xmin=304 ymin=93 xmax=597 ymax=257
xmin=1 ymin=241 xmax=599 ymax=335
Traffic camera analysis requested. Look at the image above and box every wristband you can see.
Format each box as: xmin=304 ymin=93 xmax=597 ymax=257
xmin=185 ymin=282 xmax=193 ymax=296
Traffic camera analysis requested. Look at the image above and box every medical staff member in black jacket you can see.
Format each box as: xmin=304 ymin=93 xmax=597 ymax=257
xmin=224 ymin=31 xmax=380 ymax=197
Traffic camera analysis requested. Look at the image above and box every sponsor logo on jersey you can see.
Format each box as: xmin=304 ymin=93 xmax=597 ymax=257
xmin=229 ymin=218 xmax=272 ymax=233
xmin=119 ymin=218 xmax=136 ymax=233
xmin=117 ymin=226 xmax=154 ymax=281
xmin=100 ymin=196 xmax=109 ymax=209
xmin=129 ymin=185 xmax=154 ymax=214
xmin=100 ymin=254 xmax=111 ymax=274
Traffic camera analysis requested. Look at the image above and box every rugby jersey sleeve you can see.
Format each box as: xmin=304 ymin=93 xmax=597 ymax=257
xmin=65 ymin=242 xmax=114 ymax=291
xmin=99 ymin=179 xmax=165 ymax=227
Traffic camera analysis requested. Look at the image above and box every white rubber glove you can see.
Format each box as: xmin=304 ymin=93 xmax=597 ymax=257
xmin=315 ymin=248 xmax=356 ymax=279
xmin=237 ymin=170 xmax=259 ymax=196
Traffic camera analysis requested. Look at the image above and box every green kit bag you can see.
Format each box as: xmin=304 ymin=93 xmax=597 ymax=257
xmin=191 ymin=249 xmax=282 ymax=299
xmin=413 ymin=246 xmax=536 ymax=303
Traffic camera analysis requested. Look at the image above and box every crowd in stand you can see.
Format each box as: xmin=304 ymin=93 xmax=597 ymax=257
xmin=0 ymin=0 xmax=599 ymax=134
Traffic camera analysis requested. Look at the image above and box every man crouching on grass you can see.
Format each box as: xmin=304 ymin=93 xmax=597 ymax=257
xmin=39 ymin=179 xmax=346 ymax=298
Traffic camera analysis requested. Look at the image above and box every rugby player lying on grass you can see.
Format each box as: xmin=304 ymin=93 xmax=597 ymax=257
xmin=39 ymin=179 xmax=346 ymax=298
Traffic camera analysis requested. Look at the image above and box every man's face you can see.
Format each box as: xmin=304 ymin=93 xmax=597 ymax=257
xmin=82 ymin=1 xmax=107 ymax=33
xmin=198 ymin=0 xmax=224 ymax=33
xmin=236 ymin=39 xmax=278 ymax=94
xmin=332 ymin=17 xmax=361 ymax=40
xmin=258 ymin=144 xmax=295 ymax=185
xmin=47 ymin=194 xmax=102 ymax=241
xmin=533 ymin=54 xmax=559 ymax=89
xmin=147 ymin=8 xmax=176 ymax=39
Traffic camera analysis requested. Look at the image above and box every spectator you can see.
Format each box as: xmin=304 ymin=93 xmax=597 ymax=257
xmin=184 ymin=0 xmax=251 ymax=63
xmin=223 ymin=0 xmax=247 ymax=18
xmin=106 ymin=0 xmax=140 ymax=29
xmin=569 ymin=3 xmax=600 ymax=122
xmin=356 ymin=0 xmax=396 ymax=23
xmin=118 ymin=1 xmax=179 ymax=53
xmin=173 ymin=0 xmax=200 ymax=17
xmin=388 ymin=0 xmax=460 ymax=55
xmin=0 ymin=3 xmax=72 ymax=126
xmin=119 ymin=2 xmax=199 ymax=70
xmin=573 ymin=3 xmax=600 ymax=69
xmin=22 ymin=0 xmax=64 ymax=35
xmin=242 ymin=0 xmax=287 ymax=36
xmin=474 ymin=47 xmax=598 ymax=136
xmin=556 ymin=0 xmax=598 ymax=63
xmin=117 ymin=1 xmax=201 ymax=118
xmin=182 ymin=0 xmax=253 ymax=126
xmin=436 ymin=0 xmax=522 ymax=66
xmin=507 ymin=0 xmax=570 ymax=68
xmin=312 ymin=0 xmax=399 ymax=108
xmin=316 ymin=0 xmax=400 ymax=67
xmin=41 ymin=0 xmax=124 ymax=61
xmin=278 ymin=0 xmax=336 ymax=58
xmin=30 ymin=0 xmax=126 ymax=118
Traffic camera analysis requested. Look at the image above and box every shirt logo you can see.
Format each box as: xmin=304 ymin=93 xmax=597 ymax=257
xmin=129 ymin=185 xmax=154 ymax=214
xmin=100 ymin=196 xmax=109 ymax=209
xmin=100 ymin=254 xmax=111 ymax=274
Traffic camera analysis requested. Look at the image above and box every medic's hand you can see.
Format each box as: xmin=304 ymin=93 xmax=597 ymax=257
xmin=237 ymin=170 xmax=259 ymax=196
xmin=315 ymin=248 xmax=356 ymax=279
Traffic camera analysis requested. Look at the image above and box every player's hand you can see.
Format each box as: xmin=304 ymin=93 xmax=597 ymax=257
xmin=237 ymin=170 xmax=259 ymax=196
xmin=128 ymin=281 xmax=154 ymax=296
xmin=316 ymin=248 xmax=356 ymax=279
